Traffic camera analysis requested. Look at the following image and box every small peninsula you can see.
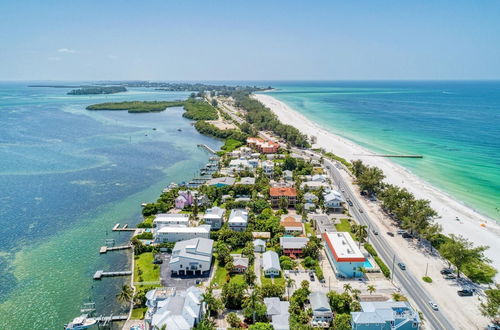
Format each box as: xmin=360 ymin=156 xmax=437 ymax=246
xmin=68 ymin=86 xmax=127 ymax=95
xmin=86 ymin=100 xmax=184 ymax=113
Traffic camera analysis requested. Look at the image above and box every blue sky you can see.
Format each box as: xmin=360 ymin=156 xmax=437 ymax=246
xmin=1 ymin=0 xmax=499 ymax=80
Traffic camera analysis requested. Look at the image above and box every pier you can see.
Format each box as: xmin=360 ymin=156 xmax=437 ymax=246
xmin=112 ymin=223 xmax=137 ymax=231
xmin=93 ymin=270 xmax=132 ymax=280
xmin=355 ymin=154 xmax=423 ymax=158
xmin=99 ymin=244 xmax=132 ymax=254
xmin=197 ymin=143 xmax=217 ymax=154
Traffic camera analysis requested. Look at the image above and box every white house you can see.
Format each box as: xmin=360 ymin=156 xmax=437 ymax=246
xmin=264 ymin=297 xmax=290 ymax=330
xmin=309 ymin=291 xmax=333 ymax=326
xmin=203 ymin=206 xmax=225 ymax=229
xmin=229 ymin=158 xmax=252 ymax=173
xmin=262 ymin=160 xmax=275 ymax=177
xmin=300 ymin=181 xmax=329 ymax=191
xmin=283 ymin=170 xmax=293 ymax=181
xmin=155 ymin=225 xmax=211 ymax=243
xmin=253 ymin=239 xmax=266 ymax=252
xmin=145 ymin=286 xmax=204 ymax=330
xmin=228 ymin=209 xmax=248 ymax=231
xmin=153 ymin=213 xmax=190 ymax=229
xmin=323 ymin=190 xmax=344 ymax=212
xmin=262 ymin=250 xmax=281 ymax=277
xmin=169 ymin=237 xmax=214 ymax=275
xmin=303 ymin=192 xmax=319 ymax=203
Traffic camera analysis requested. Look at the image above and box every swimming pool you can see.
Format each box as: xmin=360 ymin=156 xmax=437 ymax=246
xmin=363 ymin=259 xmax=374 ymax=268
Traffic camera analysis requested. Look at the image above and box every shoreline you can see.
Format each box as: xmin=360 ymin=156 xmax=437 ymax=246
xmin=254 ymin=93 xmax=500 ymax=277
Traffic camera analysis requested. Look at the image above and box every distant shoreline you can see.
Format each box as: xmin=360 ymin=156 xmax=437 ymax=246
xmin=254 ymin=93 xmax=500 ymax=277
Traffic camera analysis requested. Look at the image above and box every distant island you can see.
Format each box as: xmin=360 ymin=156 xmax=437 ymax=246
xmin=86 ymin=100 xmax=184 ymax=113
xmin=68 ymin=86 xmax=127 ymax=95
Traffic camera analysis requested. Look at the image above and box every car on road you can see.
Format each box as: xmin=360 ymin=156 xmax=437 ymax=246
xmin=359 ymin=208 xmax=364 ymax=213
xmin=457 ymin=289 xmax=474 ymax=296
xmin=347 ymin=200 xmax=353 ymax=206
xmin=428 ymin=301 xmax=439 ymax=311
xmin=440 ymin=268 xmax=453 ymax=275
xmin=372 ymin=229 xmax=379 ymax=235
xmin=387 ymin=232 xmax=395 ymax=237
xmin=398 ymin=262 xmax=406 ymax=270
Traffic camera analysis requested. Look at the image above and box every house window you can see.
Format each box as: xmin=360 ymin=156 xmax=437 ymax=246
xmin=180 ymin=265 xmax=183 ymax=268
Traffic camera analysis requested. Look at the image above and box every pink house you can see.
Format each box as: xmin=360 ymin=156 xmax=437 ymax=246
xmin=175 ymin=190 xmax=194 ymax=209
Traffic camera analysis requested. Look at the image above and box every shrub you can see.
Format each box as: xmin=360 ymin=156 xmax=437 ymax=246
xmin=374 ymin=256 xmax=390 ymax=278
xmin=422 ymin=276 xmax=433 ymax=283
xmin=135 ymin=232 xmax=153 ymax=240
xmin=364 ymin=243 xmax=378 ymax=257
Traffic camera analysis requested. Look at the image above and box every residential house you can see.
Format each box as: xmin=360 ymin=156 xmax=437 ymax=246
xmin=145 ymin=286 xmax=204 ymax=330
xmin=228 ymin=209 xmax=248 ymax=231
xmin=206 ymin=177 xmax=236 ymax=188
xmin=239 ymin=177 xmax=256 ymax=185
xmin=283 ymin=170 xmax=293 ymax=181
xmin=309 ymin=291 xmax=333 ymax=326
xmin=300 ymin=181 xmax=330 ymax=191
xmin=253 ymin=239 xmax=266 ymax=252
xmin=280 ymin=215 xmax=304 ymax=235
xmin=246 ymin=137 xmax=280 ymax=154
xmin=262 ymin=160 xmax=275 ymax=177
xmin=231 ymin=255 xmax=249 ymax=273
xmin=351 ymin=301 xmax=421 ymax=330
xmin=303 ymin=192 xmax=319 ymax=203
xmin=155 ymin=225 xmax=211 ymax=243
xmin=252 ymin=232 xmax=271 ymax=240
xmin=269 ymin=187 xmax=297 ymax=208
xmin=311 ymin=174 xmax=327 ymax=182
xmin=153 ymin=214 xmax=190 ymax=229
xmin=248 ymin=158 xmax=260 ymax=168
xmin=304 ymin=203 xmax=316 ymax=211
xmin=323 ymin=190 xmax=344 ymax=212
xmin=262 ymin=250 xmax=281 ymax=276
xmin=175 ymin=190 xmax=209 ymax=209
xmin=322 ymin=232 xmax=367 ymax=278
xmin=264 ymin=297 xmax=290 ymax=330
xmin=229 ymin=158 xmax=252 ymax=173
xmin=203 ymin=206 xmax=225 ymax=230
xmin=169 ymin=237 xmax=214 ymax=275
xmin=279 ymin=237 xmax=308 ymax=259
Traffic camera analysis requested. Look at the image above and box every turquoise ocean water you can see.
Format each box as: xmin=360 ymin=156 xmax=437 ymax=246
xmin=263 ymin=81 xmax=500 ymax=221
xmin=0 ymin=83 xmax=221 ymax=329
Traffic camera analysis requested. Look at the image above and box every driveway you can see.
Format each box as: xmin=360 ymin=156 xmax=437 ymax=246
xmin=160 ymin=253 xmax=210 ymax=290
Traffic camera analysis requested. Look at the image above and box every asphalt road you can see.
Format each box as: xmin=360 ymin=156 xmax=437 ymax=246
xmin=321 ymin=157 xmax=456 ymax=330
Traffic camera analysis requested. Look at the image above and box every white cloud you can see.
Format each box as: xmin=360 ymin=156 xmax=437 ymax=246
xmin=57 ymin=48 xmax=76 ymax=53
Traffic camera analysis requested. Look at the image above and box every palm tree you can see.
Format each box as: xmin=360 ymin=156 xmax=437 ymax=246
xmin=367 ymin=285 xmax=376 ymax=295
xmin=286 ymin=278 xmax=295 ymax=299
xmin=343 ymin=283 xmax=352 ymax=293
xmin=391 ymin=292 xmax=408 ymax=302
xmin=351 ymin=289 xmax=361 ymax=301
xmin=354 ymin=224 xmax=368 ymax=247
xmin=116 ymin=284 xmax=133 ymax=305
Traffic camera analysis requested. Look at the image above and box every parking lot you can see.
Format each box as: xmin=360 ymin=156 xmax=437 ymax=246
xmin=160 ymin=253 xmax=209 ymax=290
xmin=310 ymin=213 xmax=337 ymax=234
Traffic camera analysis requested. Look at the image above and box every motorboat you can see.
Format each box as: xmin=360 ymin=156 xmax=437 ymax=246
xmin=65 ymin=314 xmax=97 ymax=330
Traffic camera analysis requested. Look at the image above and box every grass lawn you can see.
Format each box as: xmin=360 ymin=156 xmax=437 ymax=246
xmin=261 ymin=272 xmax=286 ymax=286
xmin=231 ymin=247 xmax=243 ymax=254
xmin=335 ymin=218 xmax=352 ymax=232
xmin=220 ymin=138 xmax=243 ymax=153
xmin=211 ymin=260 xmax=228 ymax=287
xmin=131 ymin=307 xmax=147 ymax=320
xmin=134 ymin=252 xmax=160 ymax=284
xmin=230 ymin=274 xmax=246 ymax=285
xmin=304 ymin=222 xmax=315 ymax=236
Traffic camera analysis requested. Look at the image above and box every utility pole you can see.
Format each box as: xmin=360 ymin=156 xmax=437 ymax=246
xmin=391 ymin=254 xmax=396 ymax=284
xmin=425 ymin=262 xmax=429 ymax=277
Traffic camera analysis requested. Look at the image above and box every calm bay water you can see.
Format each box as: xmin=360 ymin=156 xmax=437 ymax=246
xmin=0 ymin=83 xmax=221 ymax=329
xmin=265 ymin=81 xmax=500 ymax=221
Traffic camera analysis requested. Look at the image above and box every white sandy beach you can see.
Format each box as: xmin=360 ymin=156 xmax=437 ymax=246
xmin=255 ymin=93 xmax=500 ymax=279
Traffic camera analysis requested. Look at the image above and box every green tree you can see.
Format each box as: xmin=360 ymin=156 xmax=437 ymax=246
xmin=278 ymin=196 xmax=289 ymax=210
xmin=216 ymin=243 xmax=231 ymax=266
xmin=116 ymin=284 xmax=133 ymax=306
xmin=351 ymin=160 xmax=367 ymax=178
xmin=333 ymin=313 xmax=352 ymax=330
xmin=391 ymin=292 xmax=408 ymax=301
xmin=439 ymin=234 xmax=490 ymax=278
xmin=202 ymin=288 xmax=224 ymax=318
xmin=222 ymin=282 xmax=247 ymax=309
xmin=248 ymin=323 xmax=273 ymax=330
xmin=367 ymin=285 xmax=376 ymax=295
xmin=226 ymin=312 xmax=241 ymax=328
xmin=343 ymin=283 xmax=352 ymax=293
xmin=357 ymin=166 xmax=385 ymax=194
xmin=480 ymin=284 xmax=500 ymax=322
xmin=194 ymin=318 xmax=216 ymax=330
xmin=244 ymin=266 xmax=257 ymax=287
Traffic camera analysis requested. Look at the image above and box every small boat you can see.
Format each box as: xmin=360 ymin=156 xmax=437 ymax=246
xmin=177 ymin=128 xmax=182 ymax=132
xmin=65 ymin=314 xmax=97 ymax=330
xmin=141 ymin=203 xmax=148 ymax=207
xmin=152 ymin=128 xmax=157 ymax=130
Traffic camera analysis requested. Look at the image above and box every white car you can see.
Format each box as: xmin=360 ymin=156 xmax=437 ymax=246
xmin=429 ymin=301 xmax=439 ymax=311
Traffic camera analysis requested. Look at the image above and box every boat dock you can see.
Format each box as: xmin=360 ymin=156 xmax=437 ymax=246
xmin=99 ymin=245 xmax=131 ymax=254
xmin=197 ymin=144 xmax=217 ymax=154
xmin=112 ymin=223 xmax=137 ymax=231
xmin=95 ymin=315 xmax=128 ymax=322
xmin=93 ymin=270 xmax=132 ymax=280
xmin=355 ymin=154 xmax=423 ymax=158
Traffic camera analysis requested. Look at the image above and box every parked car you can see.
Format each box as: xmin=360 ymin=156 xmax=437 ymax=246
xmin=309 ymin=272 xmax=315 ymax=281
xmin=440 ymin=268 xmax=453 ymax=275
xmin=428 ymin=301 xmax=439 ymax=311
xmin=398 ymin=262 xmax=406 ymax=270
xmin=457 ymin=289 xmax=474 ymax=296
xmin=195 ymin=279 xmax=202 ymax=285
xmin=444 ymin=274 xmax=457 ymax=280
xmin=387 ymin=232 xmax=395 ymax=237
xmin=402 ymin=232 xmax=413 ymax=239
xmin=397 ymin=229 xmax=406 ymax=235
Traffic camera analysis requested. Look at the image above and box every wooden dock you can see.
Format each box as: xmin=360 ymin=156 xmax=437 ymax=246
xmin=112 ymin=223 xmax=137 ymax=231
xmin=99 ymin=245 xmax=131 ymax=254
xmin=95 ymin=315 xmax=128 ymax=322
xmin=197 ymin=144 xmax=217 ymax=154
xmin=93 ymin=270 xmax=132 ymax=280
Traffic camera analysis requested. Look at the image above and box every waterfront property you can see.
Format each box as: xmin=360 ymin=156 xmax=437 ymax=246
xmin=253 ymin=239 xmax=266 ymax=252
xmin=169 ymin=237 xmax=214 ymax=275
xmin=280 ymin=215 xmax=304 ymax=235
xmin=322 ymin=232 xmax=366 ymax=278
xmin=153 ymin=213 xmax=190 ymax=229
xmin=206 ymin=176 xmax=236 ymax=187
xmin=309 ymin=291 xmax=333 ymax=326
xmin=145 ymin=286 xmax=204 ymax=330
xmin=246 ymin=137 xmax=280 ymax=154
xmin=229 ymin=158 xmax=253 ymax=173
xmin=155 ymin=225 xmax=211 ymax=243
xmin=323 ymin=190 xmax=344 ymax=212
xmin=262 ymin=250 xmax=281 ymax=276
xmin=264 ymin=297 xmax=290 ymax=330
xmin=279 ymin=236 xmax=308 ymax=259
xmin=351 ymin=301 xmax=421 ymax=330
xmin=269 ymin=186 xmax=297 ymax=208
xmin=228 ymin=209 xmax=248 ymax=231
xmin=203 ymin=206 xmax=225 ymax=229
